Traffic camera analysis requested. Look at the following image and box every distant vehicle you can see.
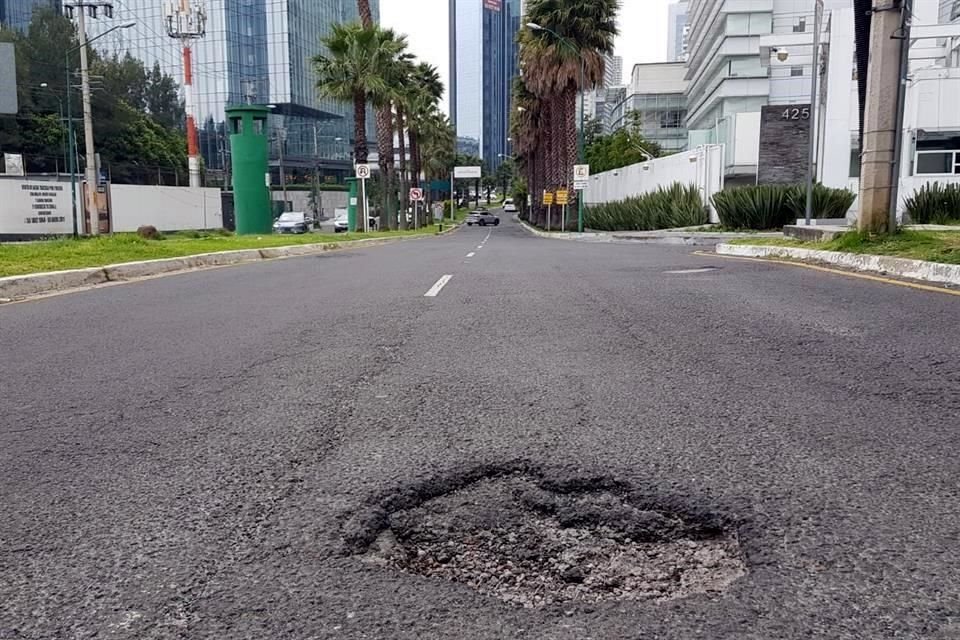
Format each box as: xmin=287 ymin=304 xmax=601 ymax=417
xmin=333 ymin=214 xmax=379 ymax=233
xmin=273 ymin=211 xmax=313 ymax=234
xmin=503 ymin=198 xmax=518 ymax=213
xmin=466 ymin=210 xmax=500 ymax=227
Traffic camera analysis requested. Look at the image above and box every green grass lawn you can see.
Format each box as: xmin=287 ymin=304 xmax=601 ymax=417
xmin=0 ymin=225 xmax=445 ymax=278
xmin=731 ymin=230 xmax=960 ymax=265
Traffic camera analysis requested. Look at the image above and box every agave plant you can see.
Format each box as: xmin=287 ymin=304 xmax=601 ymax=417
xmin=903 ymin=182 xmax=960 ymax=224
xmin=585 ymin=183 xmax=708 ymax=231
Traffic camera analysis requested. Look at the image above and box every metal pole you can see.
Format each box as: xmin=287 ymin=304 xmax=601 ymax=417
xmin=65 ymin=53 xmax=79 ymax=238
xmin=578 ymin=57 xmax=585 ymax=233
xmin=450 ymin=171 xmax=454 ymax=222
xmin=76 ymin=8 xmax=100 ymax=235
xmin=278 ymin=132 xmax=288 ymax=212
xmin=804 ymin=0 xmax=823 ymax=225
xmin=889 ymin=0 xmax=913 ymax=232
xmin=182 ymin=42 xmax=201 ymax=187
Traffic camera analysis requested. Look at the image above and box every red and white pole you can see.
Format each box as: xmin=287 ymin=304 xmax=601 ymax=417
xmin=183 ymin=43 xmax=200 ymax=187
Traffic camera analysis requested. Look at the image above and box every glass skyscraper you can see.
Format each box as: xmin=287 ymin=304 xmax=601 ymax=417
xmin=85 ymin=0 xmax=378 ymax=181
xmin=450 ymin=0 xmax=520 ymax=170
xmin=0 ymin=0 xmax=59 ymax=31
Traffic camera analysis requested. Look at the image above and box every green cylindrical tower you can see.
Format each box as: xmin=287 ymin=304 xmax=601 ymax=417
xmin=226 ymin=105 xmax=271 ymax=235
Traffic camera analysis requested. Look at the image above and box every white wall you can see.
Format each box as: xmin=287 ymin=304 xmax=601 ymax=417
xmin=584 ymin=144 xmax=725 ymax=222
xmin=110 ymin=185 xmax=223 ymax=232
xmin=0 ymin=177 xmax=74 ymax=236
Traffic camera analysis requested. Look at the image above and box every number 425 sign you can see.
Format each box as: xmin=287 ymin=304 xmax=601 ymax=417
xmin=782 ymin=106 xmax=810 ymax=121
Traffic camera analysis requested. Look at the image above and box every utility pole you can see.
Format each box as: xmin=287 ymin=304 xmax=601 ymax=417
xmin=804 ymin=0 xmax=824 ymax=224
xmin=64 ymin=1 xmax=116 ymax=235
xmin=858 ymin=0 xmax=909 ymax=233
xmin=165 ymin=0 xmax=207 ymax=189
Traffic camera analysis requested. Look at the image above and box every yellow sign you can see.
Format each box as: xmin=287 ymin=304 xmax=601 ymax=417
xmin=542 ymin=191 xmax=554 ymax=206
xmin=556 ymin=189 xmax=569 ymax=205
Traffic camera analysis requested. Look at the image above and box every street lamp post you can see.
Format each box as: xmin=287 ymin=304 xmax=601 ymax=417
xmin=527 ymin=23 xmax=586 ymax=232
xmin=64 ymin=21 xmax=134 ymax=238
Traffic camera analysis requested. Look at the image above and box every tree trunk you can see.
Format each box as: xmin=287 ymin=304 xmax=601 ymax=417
xmin=376 ymin=105 xmax=396 ymax=230
xmin=353 ymin=91 xmax=368 ymax=165
xmin=562 ymin=84 xmax=578 ymax=230
xmin=397 ymin=108 xmax=409 ymax=230
xmin=357 ymin=0 xmax=373 ymax=28
xmin=409 ymin=130 xmax=421 ymax=188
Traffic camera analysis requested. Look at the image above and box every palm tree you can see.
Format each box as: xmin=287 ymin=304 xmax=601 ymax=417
xmin=406 ymin=63 xmax=443 ymax=189
xmin=357 ymin=0 xmax=373 ymax=28
xmin=519 ymin=0 xmax=619 ymax=229
xmin=370 ymin=33 xmax=410 ymax=231
xmin=314 ymin=23 xmax=403 ymax=167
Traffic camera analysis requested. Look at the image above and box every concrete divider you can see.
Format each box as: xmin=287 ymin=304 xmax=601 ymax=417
xmin=716 ymin=243 xmax=960 ymax=287
xmin=0 ymin=267 xmax=108 ymax=300
xmin=0 ymin=229 xmax=457 ymax=302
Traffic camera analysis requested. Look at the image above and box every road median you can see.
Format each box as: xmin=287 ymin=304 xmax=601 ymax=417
xmin=716 ymin=242 xmax=960 ymax=287
xmin=0 ymin=230 xmax=455 ymax=302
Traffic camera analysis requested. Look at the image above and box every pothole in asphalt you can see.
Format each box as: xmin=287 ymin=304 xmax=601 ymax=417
xmin=355 ymin=471 xmax=746 ymax=608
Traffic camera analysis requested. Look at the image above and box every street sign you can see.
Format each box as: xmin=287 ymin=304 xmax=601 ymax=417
xmin=454 ymin=166 xmax=482 ymax=179
xmin=556 ymin=189 xmax=569 ymax=206
xmin=574 ymin=180 xmax=589 ymax=191
xmin=0 ymin=43 xmax=17 ymax=115
xmin=355 ymin=164 xmax=371 ymax=179
xmin=409 ymin=187 xmax=424 ymax=202
xmin=573 ymin=164 xmax=590 ymax=182
xmin=3 ymin=153 xmax=24 ymax=176
xmin=542 ymin=191 xmax=554 ymax=206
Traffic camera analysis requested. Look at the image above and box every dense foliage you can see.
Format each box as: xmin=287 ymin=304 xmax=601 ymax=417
xmin=584 ymin=111 xmax=663 ymax=174
xmin=0 ymin=9 xmax=187 ymax=184
xmin=585 ymin=183 xmax=707 ymax=231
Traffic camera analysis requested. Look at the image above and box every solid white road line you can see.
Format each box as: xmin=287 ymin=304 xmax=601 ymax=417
xmin=424 ymin=275 xmax=453 ymax=297
xmin=466 ymin=252 xmax=476 ymax=258
xmin=664 ymin=267 xmax=719 ymax=274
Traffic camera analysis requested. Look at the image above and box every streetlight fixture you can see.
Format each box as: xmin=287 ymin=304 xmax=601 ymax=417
xmin=526 ymin=22 xmax=587 ymax=232
xmin=65 ymin=20 xmax=135 ymax=237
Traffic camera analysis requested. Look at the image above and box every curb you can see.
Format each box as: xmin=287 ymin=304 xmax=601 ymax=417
xmin=0 ymin=229 xmax=457 ymax=303
xmin=716 ymin=243 xmax=960 ymax=287
xmin=516 ymin=218 xmax=608 ymax=241
xmin=517 ymin=218 xmax=777 ymax=246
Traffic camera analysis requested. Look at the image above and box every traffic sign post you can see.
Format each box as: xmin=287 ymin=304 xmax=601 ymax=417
xmin=409 ymin=188 xmax=424 ymax=229
xmin=573 ymin=164 xmax=590 ymax=232
xmin=355 ymin=164 xmax=371 ymax=233
xmin=542 ymin=191 xmax=554 ymax=232
xmin=556 ymin=189 xmax=569 ymax=231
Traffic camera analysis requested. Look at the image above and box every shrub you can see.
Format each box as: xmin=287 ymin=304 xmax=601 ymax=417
xmin=903 ymin=182 xmax=960 ymax=224
xmin=136 ymin=225 xmax=161 ymax=240
xmin=714 ymin=184 xmax=855 ymax=230
xmin=585 ymin=183 xmax=708 ymax=231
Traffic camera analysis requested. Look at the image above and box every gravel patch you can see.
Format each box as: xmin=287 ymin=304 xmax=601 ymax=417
xmin=361 ymin=474 xmax=745 ymax=608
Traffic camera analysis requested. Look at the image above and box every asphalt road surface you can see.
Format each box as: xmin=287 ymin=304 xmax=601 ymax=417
xmin=2 ymin=214 xmax=959 ymax=639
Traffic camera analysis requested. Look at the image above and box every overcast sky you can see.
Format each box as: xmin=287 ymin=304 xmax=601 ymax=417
xmin=381 ymin=0 xmax=673 ymax=112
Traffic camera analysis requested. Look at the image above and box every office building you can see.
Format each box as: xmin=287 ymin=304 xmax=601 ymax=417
xmin=667 ymin=1 xmax=689 ymax=62
xmin=449 ymin=0 xmax=521 ymax=168
xmin=604 ymin=55 xmax=623 ymax=88
xmin=0 ymin=0 xmax=58 ymax=31
xmin=608 ymin=62 xmax=688 ymax=153
xmin=84 ymin=0 xmax=377 ymax=181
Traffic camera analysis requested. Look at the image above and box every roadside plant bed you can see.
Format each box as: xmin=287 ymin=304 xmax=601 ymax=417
xmin=713 ymin=184 xmax=855 ymax=230
xmin=729 ymin=230 xmax=960 ymax=265
xmin=585 ymin=183 xmax=709 ymax=231
xmin=904 ymin=182 xmax=960 ymax=224
xmin=0 ymin=227 xmax=438 ymax=278
xmin=359 ymin=471 xmax=746 ymax=608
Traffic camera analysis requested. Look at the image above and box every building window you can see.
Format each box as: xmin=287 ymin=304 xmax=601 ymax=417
xmin=791 ymin=66 xmax=804 ymax=77
xmin=915 ymin=151 xmax=959 ymax=175
xmin=660 ymin=110 xmax=683 ymax=129
xmin=793 ymin=17 xmax=807 ymax=33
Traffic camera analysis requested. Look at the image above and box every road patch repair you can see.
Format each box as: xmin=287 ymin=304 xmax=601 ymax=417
xmin=344 ymin=465 xmax=746 ymax=609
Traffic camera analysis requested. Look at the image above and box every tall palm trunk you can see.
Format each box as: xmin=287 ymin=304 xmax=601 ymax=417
xmin=353 ymin=90 xmax=368 ymax=164
xmin=561 ymin=84 xmax=578 ymax=230
xmin=357 ymin=0 xmax=373 ymax=27
xmin=409 ymin=130 xmax=421 ymax=188
xmin=397 ymin=107 xmax=409 ymax=230
xmin=376 ymin=106 xmax=397 ymax=230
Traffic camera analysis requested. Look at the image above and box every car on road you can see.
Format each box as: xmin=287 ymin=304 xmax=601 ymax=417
xmin=466 ymin=210 xmax=500 ymax=227
xmin=503 ymin=198 xmax=518 ymax=213
xmin=273 ymin=212 xmax=313 ymax=234
xmin=333 ymin=214 xmax=379 ymax=233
